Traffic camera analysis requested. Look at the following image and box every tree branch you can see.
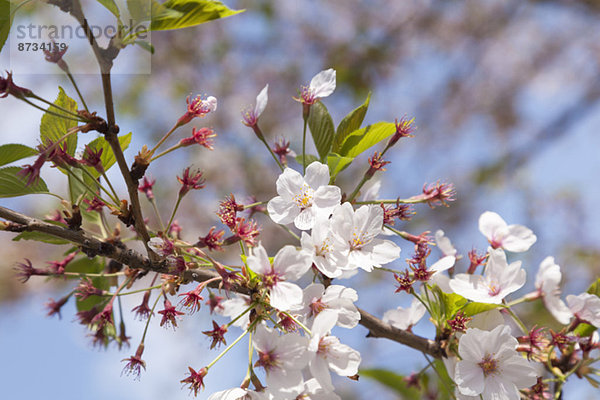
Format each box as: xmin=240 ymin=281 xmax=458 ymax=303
xmin=53 ymin=0 xmax=154 ymax=257
xmin=0 ymin=204 xmax=445 ymax=359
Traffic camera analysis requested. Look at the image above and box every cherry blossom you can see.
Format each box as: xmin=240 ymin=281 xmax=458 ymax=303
xmin=207 ymin=388 xmax=267 ymax=400
xmin=295 ymin=283 xmax=360 ymax=329
xmin=534 ymin=257 xmax=572 ymax=324
xmin=252 ymin=324 xmax=310 ymax=395
xmin=217 ymin=294 xmax=252 ymax=328
xmin=247 ymin=244 xmax=311 ymax=311
xmin=267 ymin=161 xmax=341 ymax=230
xmin=566 ymin=293 xmax=600 ymax=328
xmin=298 ymin=68 xmax=337 ymax=104
xmin=478 ymin=211 xmax=536 ymax=252
xmin=449 ymin=248 xmax=526 ymax=304
xmin=272 ymin=378 xmax=341 ymax=400
xmin=300 ymin=216 xmax=349 ymax=278
xmin=383 ymin=298 xmax=426 ymax=330
xmin=435 ymin=229 xmax=457 ymax=258
xmin=330 ymin=202 xmax=401 ymax=272
xmin=307 ymin=310 xmax=361 ymax=392
xmin=242 ymin=84 xmax=269 ymax=127
xmin=454 ymin=325 xmax=538 ymax=400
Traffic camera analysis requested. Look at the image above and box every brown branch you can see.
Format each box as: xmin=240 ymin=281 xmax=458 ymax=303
xmin=0 ymin=204 xmax=445 ymax=358
xmin=51 ymin=0 xmax=154 ymax=257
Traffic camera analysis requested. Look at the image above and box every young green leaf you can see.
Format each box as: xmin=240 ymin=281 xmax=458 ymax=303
xmin=326 ymin=152 xmax=353 ymax=183
xmin=86 ymin=133 xmax=133 ymax=178
xmin=0 ymin=144 xmax=37 ymax=167
xmin=13 ymin=231 xmax=71 ymax=245
xmin=587 ymin=278 xmax=600 ymax=297
xmin=360 ymin=368 xmax=421 ymax=399
xmin=295 ymin=154 xmax=319 ymax=168
xmin=0 ymin=166 xmax=49 ymax=197
xmin=149 ymin=0 xmax=244 ymax=31
xmin=97 ymin=0 xmax=121 ymax=18
xmin=134 ymin=40 xmax=155 ymax=53
xmin=308 ymin=101 xmax=335 ymax=161
xmin=68 ymin=168 xmax=102 ymax=224
xmin=460 ymin=301 xmax=502 ymax=317
xmin=338 ymin=121 xmax=396 ymax=158
xmin=0 ymin=0 xmax=13 ymax=54
xmin=40 ymin=87 xmax=78 ymax=155
xmin=332 ymin=92 xmax=371 ymax=153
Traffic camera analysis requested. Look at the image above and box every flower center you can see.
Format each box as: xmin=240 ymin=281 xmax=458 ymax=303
xmin=255 ymin=350 xmax=279 ymax=372
xmin=293 ymin=184 xmax=314 ymax=210
xmin=309 ymin=297 xmax=328 ymax=316
xmin=350 ymin=230 xmax=368 ymax=250
xmin=263 ymin=272 xmax=280 ymax=289
xmin=315 ymin=237 xmax=333 ymax=257
xmin=478 ymin=353 xmax=499 ymax=377
xmin=487 ymin=283 xmax=501 ymax=296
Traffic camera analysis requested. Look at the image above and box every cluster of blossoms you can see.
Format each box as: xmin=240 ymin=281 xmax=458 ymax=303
xmin=6 ymin=64 xmax=599 ymax=400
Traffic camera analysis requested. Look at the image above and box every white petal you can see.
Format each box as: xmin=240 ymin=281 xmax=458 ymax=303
xmin=544 ymin=295 xmax=572 ymax=325
xmin=310 ymin=356 xmax=335 ymax=391
xmin=309 ymin=68 xmax=336 ymax=98
xmin=314 ymin=185 xmax=342 ymax=210
xmin=435 ymin=229 xmax=457 ymax=257
xmin=500 ymin=356 xmax=539 ymax=389
xmin=270 ymin=281 xmax=303 ymax=311
xmin=535 ymin=256 xmax=561 ymax=292
xmin=429 ymin=255 xmax=456 ymax=275
xmin=330 ymin=203 xmax=354 ymax=241
xmin=365 ymin=238 xmax=401 ymax=266
xmin=254 ymin=84 xmax=269 ymax=117
xmin=276 ymin=168 xmax=305 ymax=199
xmin=268 ymin=196 xmax=299 ymax=225
xmin=294 ymin=207 xmax=316 ymax=230
xmin=204 ymin=96 xmax=218 ymax=112
xmin=325 ymin=339 xmax=361 ymax=377
xmin=305 ymin=161 xmax=331 ymax=189
xmin=207 ymin=388 xmax=249 ymax=400
xmin=455 ymin=361 xmax=485 ymax=396
xmin=273 ymin=245 xmax=311 ymax=281
xmin=503 ymin=224 xmax=537 ymax=252
xmin=478 ymin=211 xmax=507 ymax=241
xmin=247 ymin=244 xmax=272 ymax=275
xmin=449 ymin=274 xmax=500 ymax=304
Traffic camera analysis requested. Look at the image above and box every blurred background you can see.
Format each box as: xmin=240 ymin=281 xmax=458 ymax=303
xmin=1 ymin=0 xmax=599 ymax=398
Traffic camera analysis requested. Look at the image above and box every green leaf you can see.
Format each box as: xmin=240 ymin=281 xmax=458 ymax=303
xmin=134 ymin=40 xmax=155 ymax=53
xmin=97 ymin=0 xmax=120 ymax=17
xmin=326 ymin=152 xmax=353 ymax=182
xmin=333 ymin=92 xmax=371 ymax=153
xmin=360 ymin=369 xmax=421 ymax=399
xmin=338 ymin=121 xmax=396 ymax=158
xmin=295 ymin=154 xmax=319 ymax=169
xmin=0 ymin=0 xmax=14 ymax=54
xmin=308 ymin=101 xmax=335 ymax=162
xmin=68 ymin=257 xmax=110 ymax=313
xmin=13 ymin=231 xmax=70 ymax=245
xmin=587 ymin=278 xmax=600 ymax=297
xmin=439 ymin=291 xmax=468 ymax=319
xmin=573 ymin=322 xmax=596 ymax=337
xmin=461 ymin=301 xmax=502 ymax=317
xmin=40 ymin=87 xmax=78 ymax=156
xmin=86 ymin=132 xmax=133 ymax=178
xmin=0 ymin=166 xmax=49 ymax=197
xmin=0 ymin=144 xmax=37 ymax=167
xmin=150 ymin=0 xmax=244 ymax=31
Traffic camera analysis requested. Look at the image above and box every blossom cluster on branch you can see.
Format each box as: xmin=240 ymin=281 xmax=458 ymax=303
xmin=1 ymin=2 xmax=599 ymax=399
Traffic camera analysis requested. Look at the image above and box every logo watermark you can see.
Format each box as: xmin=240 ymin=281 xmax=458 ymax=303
xmin=9 ymin=0 xmax=152 ymax=75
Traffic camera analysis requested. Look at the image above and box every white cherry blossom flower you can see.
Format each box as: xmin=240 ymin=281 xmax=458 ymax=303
xmin=535 ymin=257 xmax=572 ymax=324
xmin=208 ymin=387 xmax=267 ymax=400
xmin=217 ymin=294 xmax=252 ymax=328
xmin=449 ymin=249 xmax=526 ymax=304
xmin=478 ymin=211 xmax=536 ymax=252
xmin=566 ymin=293 xmax=600 ymax=328
xmin=299 ymin=68 xmax=337 ymax=104
xmin=300 ymin=215 xmax=349 ymax=278
xmin=307 ymin=310 xmax=361 ymax=392
xmin=435 ymin=229 xmax=457 ymax=258
xmin=267 ymin=162 xmax=341 ymax=230
xmin=295 ymin=283 xmax=360 ymax=329
xmin=242 ymin=84 xmax=269 ymax=127
xmin=383 ymin=298 xmax=426 ymax=330
xmin=247 ymin=244 xmax=311 ymax=311
xmin=253 ymin=324 xmax=310 ymax=395
xmin=271 ymin=378 xmax=341 ymax=400
xmin=454 ymin=325 xmax=538 ymax=400
xmin=331 ymin=202 xmax=401 ymax=272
